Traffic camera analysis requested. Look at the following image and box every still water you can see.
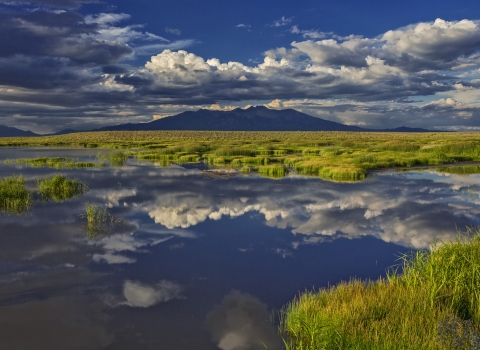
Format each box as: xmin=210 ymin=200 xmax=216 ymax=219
xmin=1 ymin=148 xmax=480 ymax=350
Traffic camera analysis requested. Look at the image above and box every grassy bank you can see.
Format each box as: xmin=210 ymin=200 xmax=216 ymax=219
xmin=280 ymin=229 xmax=480 ymax=350
xmin=3 ymin=131 xmax=480 ymax=181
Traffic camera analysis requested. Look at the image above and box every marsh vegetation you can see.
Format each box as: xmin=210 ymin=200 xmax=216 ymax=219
xmin=0 ymin=174 xmax=88 ymax=215
xmin=97 ymin=151 xmax=128 ymax=167
xmin=37 ymin=174 xmax=88 ymax=202
xmin=4 ymin=157 xmax=104 ymax=169
xmin=3 ymin=131 xmax=480 ymax=181
xmin=83 ymin=203 xmax=121 ymax=239
xmin=280 ymin=228 xmax=480 ymax=350
xmin=0 ymin=175 xmax=32 ymax=215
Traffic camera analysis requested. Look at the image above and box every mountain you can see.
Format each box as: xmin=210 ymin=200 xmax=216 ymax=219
xmin=0 ymin=125 xmax=37 ymax=137
xmin=94 ymin=106 xmax=365 ymax=132
xmin=385 ymin=126 xmax=432 ymax=132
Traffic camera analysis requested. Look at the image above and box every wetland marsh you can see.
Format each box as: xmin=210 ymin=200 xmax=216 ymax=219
xmin=3 ymin=131 xmax=480 ymax=180
xmin=1 ymin=133 xmax=480 ymax=349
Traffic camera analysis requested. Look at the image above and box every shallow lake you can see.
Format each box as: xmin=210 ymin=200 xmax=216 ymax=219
xmin=1 ymin=148 xmax=480 ymax=350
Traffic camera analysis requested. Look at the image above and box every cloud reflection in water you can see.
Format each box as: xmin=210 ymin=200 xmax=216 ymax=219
xmin=122 ymin=169 xmax=480 ymax=249
xmin=2 ymin=157 xmax=480 ymax=349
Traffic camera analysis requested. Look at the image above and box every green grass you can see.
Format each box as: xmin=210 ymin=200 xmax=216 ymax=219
xmin=97 ymin=151 xmax=128 ymax=167
xmin=0 ymin=175 xmax=32 ymax=215
xmin=436 ymin=166 xmax=480 ymax=175
xmin=3 ymin=131 xmax=480 ymax=181
xmin=83 ymin=203 xmax=112 ymax=239
xmin=82 ymin=203 xmax=122 ymax=239
xmin=4 ymin=157 xmax=105 ymax=169
xmin=280 ymin=228 xmax=480 ymax=350
xmin=1 ymin=174 xmax=89 ymax=214
xmin=257 ymin=165 xmax=288 ymax=178
xmin=37 ymin=174 xmax=88 ymax=202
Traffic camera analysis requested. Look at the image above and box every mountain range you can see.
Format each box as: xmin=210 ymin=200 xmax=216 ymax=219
xmin=1 ymin=107 xmax=432 ymax=136
xmin=0 ymin=125 xmax=37 ymax=137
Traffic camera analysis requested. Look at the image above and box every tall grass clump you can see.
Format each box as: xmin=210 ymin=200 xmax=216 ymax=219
xmin=281 ymin=228 xmax=480 ymax=350
xmin=0 ymin=175 xmax=32 ymax=215
xmin=83 ymin=203 xmax=119 ymax=238
xmin=214 ymin=148 xmax=256 ymax=157
xmin=98 ymin=151 xmax=128 ymax=166
xmin=436 ymin=142 xmax=480 ymax=157
xmin=399 ymin=228 xmax=480 ymax=323
xmin=257 ymin=165 xmax=288 ymax=178
xmin=37 ymin=174 xmax=88 ymax=202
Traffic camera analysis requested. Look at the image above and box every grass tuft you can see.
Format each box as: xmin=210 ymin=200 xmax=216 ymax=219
xmin=281 ymin=228 xmax=480 ymax=350
xmin=37 ymin=174 xmax=88 ymax=202
xmin=0 ymin=175 xmax=32 ymax=215
xmin=82 ymin=203 xmax=121 ymax=239
xmin=98 ymin=151 xmax=128 ymax=167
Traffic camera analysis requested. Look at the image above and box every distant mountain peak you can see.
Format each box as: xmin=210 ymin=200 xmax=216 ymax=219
xmin=94 ymin=107 xmax=364 ymax=132
xmin=0 ymin=125 xmax=37 ymax=137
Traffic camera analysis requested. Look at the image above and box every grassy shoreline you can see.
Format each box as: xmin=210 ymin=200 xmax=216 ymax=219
xmin=280 ymin=229 xmax=480 ymax=350
xmin=3 ymin=131 xmax=480 ymax=180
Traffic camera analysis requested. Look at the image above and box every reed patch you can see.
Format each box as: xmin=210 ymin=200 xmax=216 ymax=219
xmin=82 ymin=203 xmax=122 ymax=239
xmin=0 ymin=175 xmax=32 ymax=215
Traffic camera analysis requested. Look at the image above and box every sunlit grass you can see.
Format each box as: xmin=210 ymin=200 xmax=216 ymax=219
xmin=0 ymin=175 xmax=32 ymax=215
xmin=37 ymin=174 xmax=88 ymax=202
xmin=257 ymin=165 xmax=288 ymax=178
xmin=280 ymin=228 xmax=480 ymax=350
xmin=4 ymin=157 xmax=105 ymax=168
xmin=436 ymin=165 xmax=480 ymax=175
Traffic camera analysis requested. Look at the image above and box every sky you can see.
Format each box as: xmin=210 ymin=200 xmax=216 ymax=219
xmin=1 ymin=0 xmax=480 ymax=133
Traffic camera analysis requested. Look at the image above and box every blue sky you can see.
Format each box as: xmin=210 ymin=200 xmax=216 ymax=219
xmin=106 ymin=0 xmax=479 ymax=63
xmin=1 ymin=0 xmax=480 ymax=133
